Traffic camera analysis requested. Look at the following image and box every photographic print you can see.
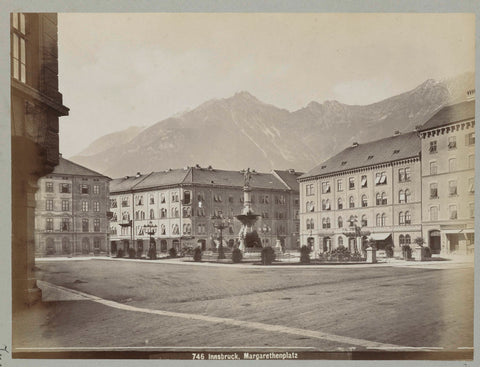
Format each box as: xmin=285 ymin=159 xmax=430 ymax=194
xmin=7 ymin=9 xmax=476 ymax=363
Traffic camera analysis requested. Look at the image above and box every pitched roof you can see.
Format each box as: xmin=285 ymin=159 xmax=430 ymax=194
xmin=109 ymin=167 xmax=292 ymax=193
xmin=272 ymin=170 xmax=303 ymax=192
xmin=299 ymin=131 xmax=421 ymax=180
xmin=419 ymin=100 xmax=475 ymax=131
xmin=52 ymin=156 xmax=109 ymax=179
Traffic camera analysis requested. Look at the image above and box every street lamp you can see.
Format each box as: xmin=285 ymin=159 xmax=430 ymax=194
xmin=212 ymin=217 xmax=231 ymax=260
xmin=143 ymin=221 xmax=157 ymax=260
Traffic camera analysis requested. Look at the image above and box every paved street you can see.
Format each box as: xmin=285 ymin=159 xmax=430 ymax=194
xmin=13 ymin=259 xmax=473 ymax=353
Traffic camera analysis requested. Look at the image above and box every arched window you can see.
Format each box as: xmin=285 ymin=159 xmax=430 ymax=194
xmin=321 ymin=199 xmax=326 ymax=210
xmin=306 ymin=219 xmax=310 ymax=230
xmin=160 ymin=224 xmax=166 ymax=235
xmin=405 ymin=189 xmax=411 ymax=203
xmin=306 ymin=202 xmax=310 ymax=212
xmin=381 ymin=192 xmax=387 ymax=205
xmin=326 ymin=218 xmax=331 ymax=228
xmin=381 ymin=213 xmax=387 ymax=226
xmin=149 ymin=194 xmax=155 ymax=204
xmin=361 ymin=194 xmax=367 ymax=207
xmin=399 ymin=211 xmax=405 ymax=225
xmin=349 ymin=215 xmax=355 ymax=227
xmin=310 ymin=219 xmax=314 ymax=230
xmin=150 ymin=209 xmax=155 ymax=219
xmin=322 ymin=218 xmax=326 ymax=229
xmin=338 ymin=236 xmax=344 ymax=246
xmin=405 ymin=234 xmax=411 ymax=244
xmin=376 ymin=213 xmax=381 ymax=226
xmin=46 ymin=238 xmax=55 ymax=255
xmin=338 ymin=216 xmax=343 ymax=228
xmin=399 ymin=234 xmax=405 ymax=245
xmin=376 ymin=193 xmax=381 ymax=206
xmin=338 ymin=198 xmax=343 ymax=210
xmin=361 ymin=214 xmax=367 ymax=227
xmin=399 ymin=190 xmax=405 ymax=203
xmin=349 ymin=196 xmax=355 ymax=208
xmin=310 ymin=201 xmax=315 ymax=212
xmin=405 ymin=211 xmax=411 ymax=225
xmin=135 ymin=211 xmax=139 ymax=220
xmin=430 ymin=206 xmax=438 ymax=221
xmin=325 ymin=199 xmax=331 ymax=210
xmin=141 ymin=211 xmax=146 ymax=220
xmin=62 ymin=237 xmax=70 ymax=254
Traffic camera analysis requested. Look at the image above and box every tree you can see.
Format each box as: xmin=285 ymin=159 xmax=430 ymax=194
xmin=414 ymin=237 xmax=425 ymax=247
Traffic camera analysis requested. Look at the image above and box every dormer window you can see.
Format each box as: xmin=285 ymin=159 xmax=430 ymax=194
xmin=393 ymin=149 xmax=400 ymax=154
xmin=367 ymin=155 xmax=374 ymax=160
xmin=341 ymin=161 xmax=347 ymax=166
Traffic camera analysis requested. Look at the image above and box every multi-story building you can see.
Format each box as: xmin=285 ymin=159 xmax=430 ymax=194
xmin=11 ymin=13 xmax=69 ymax=307
xmin=109 ymin=166 xmax=301 ymax=256
xmin=35 ymin=156 xmax=110 ymax=256
xmin=298 ymin=132 xmax=422 ymax=257
xmin=419 ymin=95 xmax=475 ymax=255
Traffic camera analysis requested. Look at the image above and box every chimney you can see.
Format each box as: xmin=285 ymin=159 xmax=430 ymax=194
xmin=394 ymin=130 xmax=401 ymax=135
xmin=467 ymin=89 xmax=475 ymax=101
xmin=352 ymin=142 xmax=359 ymax=147
xmin=136 ymin=172 xmax=141 ymax=178
xmin=288 ymin=168 xmax=295 ymax=174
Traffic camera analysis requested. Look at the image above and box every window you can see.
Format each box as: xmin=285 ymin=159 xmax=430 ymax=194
xmin=93 ymin=201 xmax=100 ymax=212
xmin=322 ymin=182 xmax=331 ymax=194
xmin=430 ymin=183 xmax=438 ymax=199
xmin=337 ymin=179 xmax=343 ymax=192
xmin=197 ymin=207 xmax=206 ymax=217
xmin=11 ymin=13 xmax=26 ymax=83
xmin=306 ymin=184 xmax=314 ymax=196
xmin=306 ymin=219 xmax=315 ymax=230
xmin=469 ymin=177 xmax=475 ymax=193
xmin=468 ymin=155 xmax=475 ymax=169
xmin=349 ymin=196 xmax=355 ymax=208
xmin=322 ymin=218 xmax=331 ymax=229
xmin=430 ymin=206 xmax=438 ymax=221
xmin=111 ymin=213 xmax=117 ymax=222
xmin=399 ymin=190 xmax=405 ymax=204
xmin=160 ymin=193 xmax=166 ymax=203
xmin=149 ymin=194 xmax=155 ymax=205
xmin=348 ymin=215 xmax=355 ymax=227
xmin=348 ymin=177 xmax=355 ymax=190
xmin=449 ymin=181 xmax=457 ymax=196
xmin=448 ymin=158 xmax=456 ymax=172
xmin=399 ymin=212 xmax=405 ymax=225
xmin=429 ymin=140 xmax=437 ymax=153
xmin=430 ymin=161 xmax=438 ymax=175
xmin=149 ymin=209 xmax=155 ymax=219
xmin=449 ymin=205 xmax=457 ymax=220
xmin=121 ymin=197 xmax=129 ymax=207
xmin=341 ymin=161 xmax=347 ymax=166
xmin=338 ymin=216 xmax=343 ymax=228
xmin=81 ymin=184 xmax=89 ymax=194
xmin=61 ymin=200 xmax=69 ymax=211
xmin=60 ymin=183 xmax=71 ymax=193
xmin=93 ymin=185 xmax=100 ymax=195
xmin=228 ymin=195 xmax=234 ymax=204
xmin=466 ymin=132 xmax=475 ymax=146
xmin=337 ymin=198 xmax=343 ymax=210
xmin=82 ymin=219 xmax=89 ymax=232
xmin=160 ymin=224 xmax=166 ymax=235
xmin=376 ymin=193 xmax=381 ymax=206
xmin=404 ymin=234 xmax=411 ymax=245
xmin=322 ymin=199 xmax=330 ymax=210
xmin=110 ymin=199 xmax=117 ymax=208
xmin=183 ymin=191 xmax=191 ymax=205
xmin=160 ymin=208 xmax=167 ymax=218
xmin=136 ymin=195 xmax=144 ymax=206
xmin=122 ymin=212 xmax=130 ymax=221
xmin=405 ymin=189 xmax=411 ymax=203
xmin=46 ymin=199 xmax=53 ymax=211
xmin=183 ymin=223 xmax=192 ymax=235
xmin=82 ymin=201 xmax=89 ymax=211
xmin=381 ymin=193 xmax=387 ymax=205
xmin=399 ymin=235 xmax=405 ymax=245
xmin=361 ymin=215 xmax=367 ymax=227
xmin=338 ymin=236 xmax=344 ymax=246
xmin=469 ymin=203 xmax=475 ymax=218
xmin=172 ymin=224 xmax=180 ymax=235
xmin=398 ymin=167 xmax=411 ymax=182
xmin=375 ymin=172 xmax=387 ymax=185
xmin=46 ymin=182 xmax=54 ymax=192
xmin=46 ymin=218 xmax=53 ymax=232
xmin=182 ymin=206 xmax=191 ymax=218
xmin=448 ymin=136 xmax=457 ymax=150
xmin=376 ymin=214 xmax=382 ymax=227
xmin=361 ymin=195 xmax=367 ymax=207
xmin=381 ymin=213 xmax=386 ymax=226
xmin=94 ymin=219 xmax=100 ymax=232
xmin=361 ymin=175 xmax=367 ymax=188
xmin=405 ymin=211 xmax=411 ymax=225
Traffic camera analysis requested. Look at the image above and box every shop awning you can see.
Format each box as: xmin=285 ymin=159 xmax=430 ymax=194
xmin=369 ymin=233 xmax=391 ymax=241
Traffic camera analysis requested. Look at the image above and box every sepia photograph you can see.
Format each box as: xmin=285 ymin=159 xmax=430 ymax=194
xmin=3 ymin=2 xmax=478 ymax=364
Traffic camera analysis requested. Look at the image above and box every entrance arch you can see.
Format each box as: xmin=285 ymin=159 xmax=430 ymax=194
xmin=62 ymin=237 xmax=71 ymax=255
xmin=307 ymin=237 xmax=314 ymax=251
xmin=46 ymin=238 xmax=55 ymax=255
xmin=322 ymin=237 xmax=331 ymax=252
xmin=82 ymin=238 xmax=90 ymax=254
xmin=429 ymin=230 xmax=441 ymax=254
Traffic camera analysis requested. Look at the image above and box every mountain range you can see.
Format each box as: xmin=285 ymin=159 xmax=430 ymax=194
xmin=70 ymin=72 xmax=474 ymax=178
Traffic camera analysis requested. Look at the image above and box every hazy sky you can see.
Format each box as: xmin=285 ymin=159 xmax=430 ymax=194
xmin=58 ymin=13 xmax=475 ymax=157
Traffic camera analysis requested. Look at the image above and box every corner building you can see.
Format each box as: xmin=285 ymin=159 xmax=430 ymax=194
xmin=109 ymin=166 xmax=301 ymax=255
xmin=35 ymin=157 xmax=111 ymax=256
xmin=298 ymin=132 xmax=422 ymax=257
xmin=419 ymin=98 xmax=475 ymax=254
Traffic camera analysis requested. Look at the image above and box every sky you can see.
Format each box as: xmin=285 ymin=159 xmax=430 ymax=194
xmin=57 ymin=13 xmax=475 ymax=157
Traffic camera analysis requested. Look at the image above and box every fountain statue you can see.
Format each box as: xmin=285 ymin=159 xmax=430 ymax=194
xmin=236 ymin=168 xmax=261 ymax=251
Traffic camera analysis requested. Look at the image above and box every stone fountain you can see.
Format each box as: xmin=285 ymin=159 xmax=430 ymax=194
xmin=236 ymin=168 xmax=261 ymax=251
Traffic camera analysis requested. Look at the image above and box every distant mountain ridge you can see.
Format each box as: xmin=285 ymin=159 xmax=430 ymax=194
xmin=70 ymin=72 xmax=474 ymax=178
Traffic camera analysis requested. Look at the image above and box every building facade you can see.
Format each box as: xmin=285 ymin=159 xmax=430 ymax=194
xmin=11 ymin=13 xmax=69 ymax=307
xmin=298 ymin=132 xmax=422 ymax=257
xmin=419 ymin=97 xmax=475 ymax=255
xmin=35 ymin=157 xmax=110 ymax=256
xmin=109 ymin=166 xmax=301 ymax=255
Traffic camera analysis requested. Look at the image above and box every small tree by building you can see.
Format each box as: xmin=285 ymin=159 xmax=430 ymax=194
xmin=193 ymin=247 xmax=202 ymax=262
xmin=300 ymin=245 xmax=311 ymax=264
